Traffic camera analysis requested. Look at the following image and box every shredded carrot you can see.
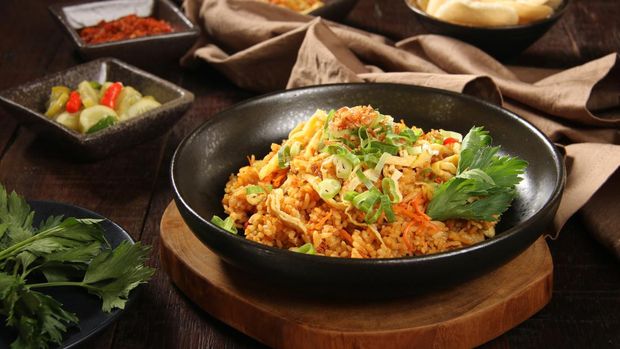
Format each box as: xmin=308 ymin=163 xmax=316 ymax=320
xmin=272 ymin=170 xmax=288 ymax=187
xmin=402 ymin=221 xmax=415 ymax=253
xmin=339 ymin=229 xmax=353 ymax=244
xmin=314 ymin=209 xmax=332 ymax=231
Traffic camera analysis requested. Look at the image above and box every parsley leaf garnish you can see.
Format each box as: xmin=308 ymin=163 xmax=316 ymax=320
xmin=427 ymin=127 xmax=528 ymax=221
xmin=0 ymin=184 xmax=154 ymax=348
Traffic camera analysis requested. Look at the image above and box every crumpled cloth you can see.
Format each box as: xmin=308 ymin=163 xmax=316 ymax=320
xmin=183 ymin=0 xmax=620 ymax=257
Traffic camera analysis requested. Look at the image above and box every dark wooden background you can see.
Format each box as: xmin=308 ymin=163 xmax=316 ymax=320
xmin=0 ymin=0 xmax=618 ymax=348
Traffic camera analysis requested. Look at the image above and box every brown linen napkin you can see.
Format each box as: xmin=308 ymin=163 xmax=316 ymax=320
xmin=184 ymin=0 xmax=620 ymax=256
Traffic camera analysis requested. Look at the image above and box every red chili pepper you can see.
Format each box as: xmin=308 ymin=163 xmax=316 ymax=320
xmin=100 ymin=82 xmax=123 ymax=109
xmin=443 ymin=137 xmax=458 ymax=145
xmin=65 ymin=91 xmax=82 ymax=113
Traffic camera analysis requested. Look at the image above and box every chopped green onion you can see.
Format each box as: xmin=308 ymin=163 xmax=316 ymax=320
xmin=89 ymin=81 xmax=102 ymax=89
xmin=322 ymin=110 xmax=335 ymax=140
xmin=277 ymin=144 xmax=291 ymax=169
xmin=290 ymin=141 xmax=301 ymax=156
xmin=358 ymin=127 xmax=370 ymax=149
xmin=355 ymin=169 xmax=375 ymax=190
xmin=385 ymin=128 xmax=418 ymax=147
xmin=382 ymin=177 xmax=401 ymax=203
xmin=374 ymin=152 xmax=392 ymax=173
xmin=290 ymin=242 xmax=316 ymax=254
xmin=364 ymin=204 xmax=382 ymax=223
xmin=317 ymin=178 xmax=341 ymax=200
xmin=334 ymin=155 xmax=353 ymax=179
xmin=344 ymin=191 xmax=359 ymax=201
xmin=245 ymin=185 xmax=265 ymax=195
xmin=357 ymin=153 xmax=380 ymax=168
xmin=326 ymin=144 xmax=360 ymax=166
xmin=211 ymin=215 xmax=237 ymax=234
xmin=380 ymin=195 xmax=396 ymax=223
xmin=400 ymin=128 xmax=421 ymax=143
xmin=352 ymin=188 xmax=381 ymax=214
xmin=368 ymin=141 xmax=399 ymax=155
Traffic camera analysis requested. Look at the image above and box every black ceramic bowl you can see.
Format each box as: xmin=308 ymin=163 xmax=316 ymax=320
xmin=171 ymin=83 xmax=564 ymax=292
xmin=49 ymin=0 xmax=199 ymax=66
xmin=404 ymin=0 xmax=570 ymax=59
xmin=0 ymin=58 xmax=194 ymax=160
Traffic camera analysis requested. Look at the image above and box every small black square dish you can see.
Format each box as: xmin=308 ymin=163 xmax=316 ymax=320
xmin=0 ymin=58 xmax=194 ymax=160
xmin=49 ymin=0 xmax=199 ymax=65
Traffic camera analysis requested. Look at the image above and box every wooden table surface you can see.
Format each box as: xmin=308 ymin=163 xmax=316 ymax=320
xmin=0 ymin=0 xmax=618 ymax=348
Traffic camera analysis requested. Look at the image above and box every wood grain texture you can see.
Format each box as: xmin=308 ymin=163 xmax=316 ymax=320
xmin=160 ymin=201 xmax=553 ymax=349
xmin=0 ymin=0 xmax=618 ymax=348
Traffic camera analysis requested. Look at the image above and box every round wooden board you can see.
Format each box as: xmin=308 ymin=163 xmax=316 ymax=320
xmin=160 ymin=201 xmax=553 ymax=349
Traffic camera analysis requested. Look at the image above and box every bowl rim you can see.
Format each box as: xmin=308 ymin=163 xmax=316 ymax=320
xmin=171 ymin=82 xmax=565 ymax=266
xmin=0 ymin=57 xmax=194 ymax=143
xmin=48 ymin=0 xmax=199 ymax=49
xmin=404 ymin=0 xmax=570 ymax=31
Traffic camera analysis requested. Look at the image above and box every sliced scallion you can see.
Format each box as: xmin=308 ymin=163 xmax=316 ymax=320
xmin=355 ymin=169 xmax=374 ymax=190
xmin=290 ymin=242 xmax=316 ymax=254
xmin=211 ymin=215 xmax=237 ymax=234
xmin=380 ymin=195 xmax=396 ymax=223
xmin=290 ymin=141 xmax=301 ymax=156
xmin=277 ymin=144 xmax=291 ymax=169
xmin=374 ymin=152 xmax=392 ymax=173
xmin=245 ymin=185 xmax=266 ymax=205
xmin=382 ymin=177 xmax=401 ymax=203
xmin=343 ymin=191 xmax=359 ymax=201
xmin=352 ymin=188 xmax=381 ymax=214
xmin=245 ymin=185 xmax=265 ymax=195
xmin=317 ymin=178 xmax=341 ymax=200
xmin=334 ymin=155 xmax=353 ymax=179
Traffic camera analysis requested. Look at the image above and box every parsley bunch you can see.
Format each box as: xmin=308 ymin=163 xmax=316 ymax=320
xmin=427 ymin=127 xmax=528 ymax=221
xmin=0 ymin=185 xmax=154 ymax=349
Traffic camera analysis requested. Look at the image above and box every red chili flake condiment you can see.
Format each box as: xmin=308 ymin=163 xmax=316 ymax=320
xmin=79 ymin=14 xmax=173 ymax=45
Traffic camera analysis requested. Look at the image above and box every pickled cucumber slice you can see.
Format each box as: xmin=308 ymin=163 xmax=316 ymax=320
xmin=116 ymin=86 xmax=143 ymax=119
xmin=55 ymin=111 xmax=80 ymax=131
xmin=44 ymin=86 xmax=70 ymax=118
xmin=79 ymin=105 xmax=118 ymax=133
xmin=86 ymin=116 xmax=117 ymax=134
xmin=78 ymin=80 xmax=99 ymax=108
xmin=124 ymin=97 xmax=161 ymax=120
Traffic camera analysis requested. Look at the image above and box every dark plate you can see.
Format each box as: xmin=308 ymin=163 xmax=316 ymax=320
xmin=404 ymin=0 xmax=570 ymax=60
xmin=309 ymin=0 xmax=359 ymax=20
xmin=171 ymin=83 xmax=565 ymax=293
xmin=0 ymin=58 xmax=194 ymax=160
xmin=0 ymin=200 xmax=136 ymax=349
xmin=49 ymin=0 xmax=199 ymax=66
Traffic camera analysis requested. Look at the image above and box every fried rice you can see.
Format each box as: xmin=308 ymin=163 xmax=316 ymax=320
xmin=220 ymin=105 xmax=498 ymax=258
